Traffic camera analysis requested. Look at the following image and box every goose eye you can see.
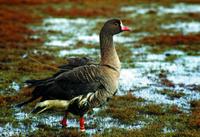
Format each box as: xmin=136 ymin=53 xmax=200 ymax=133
xmin=114 ymin=23 xmax=118 ymax=26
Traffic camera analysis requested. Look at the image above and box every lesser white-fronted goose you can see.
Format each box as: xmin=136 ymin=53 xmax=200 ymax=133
xmin=16 ymin=19 xmax=130 ymax=131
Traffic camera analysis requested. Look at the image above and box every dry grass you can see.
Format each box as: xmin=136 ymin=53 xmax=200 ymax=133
xmin=189 ymin=101 xmax=200 ymax=128
xmin=97 ymin=93 xmax=145 ymax=124
xmin=0 ymin=0 xmax=68 ymax=5
xmin=0 ymin=7 xmax=42 ymax=49
xmin=140 ymin=34 xmax=200 ymax=46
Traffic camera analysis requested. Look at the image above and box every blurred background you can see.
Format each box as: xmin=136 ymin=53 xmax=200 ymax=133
xmin=0 ymin=0 xmax=200 ymax=136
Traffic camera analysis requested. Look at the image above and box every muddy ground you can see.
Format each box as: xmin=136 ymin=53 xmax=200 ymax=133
xmin=0 ymin=0 xmax=200 ymax=136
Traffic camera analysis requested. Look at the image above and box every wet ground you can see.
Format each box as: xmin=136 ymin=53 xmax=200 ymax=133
xmin=0 ymin=0 xmax=200 ymax=136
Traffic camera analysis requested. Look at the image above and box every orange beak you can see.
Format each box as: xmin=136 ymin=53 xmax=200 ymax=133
xmin=121 ymin=26 xmax=131 ymax=31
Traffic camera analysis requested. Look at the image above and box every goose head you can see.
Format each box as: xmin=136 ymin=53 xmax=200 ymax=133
xmin=101 ymin=19 xmax=131 ymax=36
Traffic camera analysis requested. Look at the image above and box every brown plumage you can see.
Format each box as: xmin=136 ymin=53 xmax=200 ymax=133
xmin=16 ymin=19 xmax=131 ymax=131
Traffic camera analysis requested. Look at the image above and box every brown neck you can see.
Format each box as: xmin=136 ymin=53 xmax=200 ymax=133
xmin=99 ymin=31 xmax=121 ymax=70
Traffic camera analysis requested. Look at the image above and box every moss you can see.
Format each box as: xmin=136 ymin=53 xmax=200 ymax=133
xmin=158 ymin=70 xmax=175 ymax=87
xmin=97 ymin=128 xmax=200 ymax=137
xmin=139 ymin=35 xmax=200 ymax=54
xmin=167 ymin=130 xmax=200 ymax=137
xmin=0 ymin=107 xmax=15 ymax=124
xmin=160 ymin=113 xmax=189 ymax=129
xmin=140 ymin=34 xmax=200 ymax=45
xmin=168 ymin=105 xmax=183 ymax=114
xmin=96 ymin=94 xmax=189 ymax=136
xmin=96 ymin=92 xmax=187 ymax=132
xmin=116 ymin=45 xmax=133 ymax=68
xmin=97 ymin=93 xmax=145 ymax=124
xmin=189 ymin=100 xmax=200 ymax=128
xmin=165 ymin=54 xmax=180 ymax=62
xmin=29 ymin=127 xmax=83 ymax=137
xmin=94 ymin=127 xmax=165 ymax=137
xmin=139 ymin=104 xmax=165 ymax=115
xmin=43 ymin=6 xmax=122 ymax=18
xmin=159 ymin=89 xmax=185 ymax=99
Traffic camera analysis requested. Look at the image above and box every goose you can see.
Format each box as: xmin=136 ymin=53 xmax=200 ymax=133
xmin=16 ymin=19 xmax=131 ymax=131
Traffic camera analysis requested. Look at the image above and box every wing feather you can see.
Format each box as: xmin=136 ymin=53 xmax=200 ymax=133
xmin=41 ymin=65 xmax=104 ymax=100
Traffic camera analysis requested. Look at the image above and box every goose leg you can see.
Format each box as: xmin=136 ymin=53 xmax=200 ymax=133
xmin=79 ymin=116 xmax=85 ymax=132
xmin=60 ymin=111 xmax=68 ymax=127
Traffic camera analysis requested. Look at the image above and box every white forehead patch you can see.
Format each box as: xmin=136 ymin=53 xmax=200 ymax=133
xmin=120 ymin=21 xmax=124 ymax=28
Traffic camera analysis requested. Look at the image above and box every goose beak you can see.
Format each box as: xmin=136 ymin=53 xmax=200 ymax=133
xmin=121 ymin=26 xmax=131 ymax=31
xmin=120 ymin=21 xmax=131 ymax=31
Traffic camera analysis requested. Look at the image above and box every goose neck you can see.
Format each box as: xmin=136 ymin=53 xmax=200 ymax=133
xmin=99 ymin=32 xmax=120 ymax=70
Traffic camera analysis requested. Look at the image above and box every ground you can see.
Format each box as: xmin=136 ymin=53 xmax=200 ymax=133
xmin=0 ymin=0 xmax=200 ymax=136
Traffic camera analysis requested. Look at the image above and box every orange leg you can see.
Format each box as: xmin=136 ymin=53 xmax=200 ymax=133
xmin=60 ymin=112 xmax=68 ymax=127
xmin=79 ymin=116 xmax=85 ymax=132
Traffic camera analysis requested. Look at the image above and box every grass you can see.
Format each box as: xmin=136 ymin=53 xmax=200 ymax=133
xmin=97 ymin=93 xmax=145 ymax=124
xmin=165 ymin=54 xmax=180 ymax=62
xmin=116 ymin=45 xmax=133 ymax=67
xmin=158 ymin=70 xmax=175 ymax=87
xmin=95 ymin=124 xmax=200 ymax=137
xmin=95 ymin=105 xmax=196 ymax=137
xmin=94 ymin=128 xmax=165 ymax=137
xmin=159 ymin=89 xmax=185 ymax=99
xmin=189 ymin=100 xmax=200 ymax=128
xmin=27 ymin=127 xmax=84 ymax=137
xmin=94 ymin=92 xmax=198 ymax=137
xmin=139 ymin=34 xmax=200 ymax=54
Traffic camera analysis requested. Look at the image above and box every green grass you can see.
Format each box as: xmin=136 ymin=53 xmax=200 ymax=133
xmin=165 ymin=54 xmax=180 ymax=62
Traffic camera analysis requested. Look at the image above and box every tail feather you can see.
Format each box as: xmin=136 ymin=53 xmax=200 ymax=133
xmin=25 ymin=79 xmax=43 ymax=86
xmin=16 ymin=84 xmax=48 ymax=107
xmin=25 ymin=78 xmax=54 ymax=87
